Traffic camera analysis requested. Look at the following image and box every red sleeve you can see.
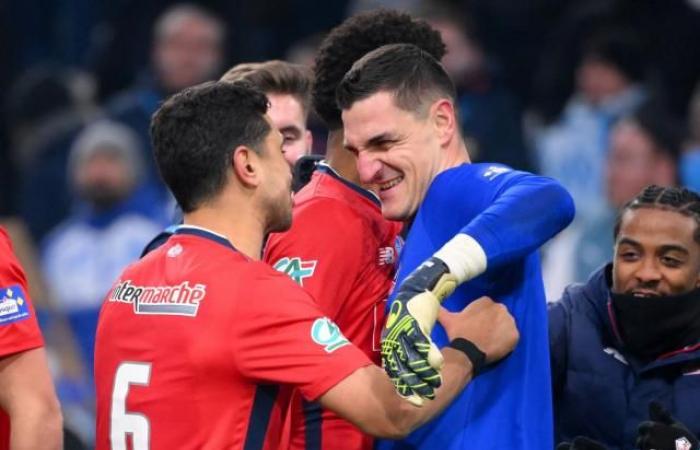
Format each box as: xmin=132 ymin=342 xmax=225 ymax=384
xmin=0 ymin=228 xmax=44 ymax=358
xmin=230 ymin=266 xmax=372 ymax=401
xmin=264 ymin=199 xmax=366 ymax=319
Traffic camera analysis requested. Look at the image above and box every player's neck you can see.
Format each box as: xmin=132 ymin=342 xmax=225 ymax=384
xmin=325 ymin=130 xmax=362 ymax=185
xmin=183 ymin=200 xmax=265 ymax=260
xmin=438 ymin=138 xmax=471 ymax=173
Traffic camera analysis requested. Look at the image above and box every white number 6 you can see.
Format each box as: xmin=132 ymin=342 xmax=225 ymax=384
xmin=111 ymin=362 xmax=152 ymax=450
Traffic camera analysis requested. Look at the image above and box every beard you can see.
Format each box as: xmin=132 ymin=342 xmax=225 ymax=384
xmin=263 ymin=189 xmax=293 ymax=234
xmin=80 ymin=183 xmax=130 ymax=211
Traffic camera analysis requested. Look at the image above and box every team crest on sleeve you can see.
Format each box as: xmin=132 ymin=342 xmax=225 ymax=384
xmin=0 ymin=285 xmax=31 ymax=325
xmin=483 ymin=165 xmax=511 ymax=180
xmin=311 ymin=317 xmax=350 ymax=353
xmin=109 ymin=280 xmax=206 ymax=317
xmin=273 ymin=257 xmax=317 ymax=286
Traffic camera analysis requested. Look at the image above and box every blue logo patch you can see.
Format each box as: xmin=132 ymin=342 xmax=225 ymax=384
xmin=0 ymin=285 xmax=31 ymax=325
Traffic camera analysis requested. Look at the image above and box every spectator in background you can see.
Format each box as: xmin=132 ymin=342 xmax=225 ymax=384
xmin=549 ymin=185 xmax=700 ymax=450
xmin=6 ymin=67 xmax=98 ymax=241
xmin=107 ymin=3 xmax=225 ymax=202
xmin=536 ymin=29 xmax=648 ymax=300
xmin=220 ymin=60 xmax=313 ymax=168
xmin=420 ymin=2 xmax=532 ymax=171
xmin=41 ymin=120 xmax=163 ymax=378
xmin=534 ymin=29 xmax=647 ymax=224
xmin=681 ymin=81 xmax=700 ymax=192
xmin=544 ymin=104 xmax=681 ymax=298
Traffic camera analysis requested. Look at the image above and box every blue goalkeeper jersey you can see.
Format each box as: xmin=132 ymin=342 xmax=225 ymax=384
xmin=377 ymin=163 xmax=575 ymax=450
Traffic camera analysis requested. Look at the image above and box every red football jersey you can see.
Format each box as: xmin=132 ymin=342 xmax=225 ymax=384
xmin=0 ymin=227 xmax=44 ymax=450
xmin=264 ymin=165 xmax=402 ymax=450
xmin=94 ymin=226 xmax=371 ymax=450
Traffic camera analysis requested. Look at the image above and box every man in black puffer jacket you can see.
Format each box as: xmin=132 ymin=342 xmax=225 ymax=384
xmin=550 ymin=185 xmax=700 ymax=450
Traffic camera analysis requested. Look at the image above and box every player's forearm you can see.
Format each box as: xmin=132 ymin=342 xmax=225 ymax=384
xmin=320 ymin=349 xmax=473 ymax=439
xmin=0 ymin=349 xmax=63 ymax=450
xmin=8 ymin=399 xmax=63 ymax=450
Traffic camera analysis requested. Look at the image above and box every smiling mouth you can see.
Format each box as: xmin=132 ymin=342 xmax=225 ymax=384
xmin=379 ymin=176 xmax=404 ymax=192
xmin=630 ymin=290 xmax=661 ymax=298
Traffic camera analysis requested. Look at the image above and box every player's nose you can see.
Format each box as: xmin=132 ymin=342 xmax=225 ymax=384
xmin=357 ymin=151 xmax=382 ymax=184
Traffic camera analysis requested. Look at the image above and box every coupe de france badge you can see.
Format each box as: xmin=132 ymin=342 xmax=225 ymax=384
xmin=0 ymin=285 xmax=31 ymax=325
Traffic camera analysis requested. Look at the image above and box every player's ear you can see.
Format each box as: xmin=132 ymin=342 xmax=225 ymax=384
xmin=431 ymin=99 xmax=457 ymax=148
xmin=232 ymin=145 xmax=262 ymax=188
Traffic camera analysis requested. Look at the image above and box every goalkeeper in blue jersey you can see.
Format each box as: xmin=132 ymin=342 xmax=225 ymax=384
xmin=338 ymin=43 xmax=575 ymax=450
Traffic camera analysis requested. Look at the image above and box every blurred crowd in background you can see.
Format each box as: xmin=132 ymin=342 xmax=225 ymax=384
xmin=2 ymin=0 xmax=700 ymax=446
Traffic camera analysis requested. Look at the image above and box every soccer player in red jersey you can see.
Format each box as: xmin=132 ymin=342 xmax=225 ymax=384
xmin=0 ymin=227 xmax=62 ymax=450
xmin=260 ymin=11 xmax=449 ymax=450
xmin=94 ymin=81 xmax=518 ymax=450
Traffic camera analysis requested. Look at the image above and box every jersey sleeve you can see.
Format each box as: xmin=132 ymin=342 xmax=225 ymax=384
xmin=0 ymin=228 xmax=44 ymax=357
xmin=264 ymin=199 xmax=366 ymax=319
xmin=424 ymin=164 xmax=575 ymax=268
xmin=229 ymin=267 xmax=373 ymax=401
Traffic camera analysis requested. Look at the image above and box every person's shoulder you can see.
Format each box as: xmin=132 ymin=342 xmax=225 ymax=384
xmin=557 ymin=265 xmax=610 ymax=316
xmin=431 ymin=162 xmax=515 ymax=189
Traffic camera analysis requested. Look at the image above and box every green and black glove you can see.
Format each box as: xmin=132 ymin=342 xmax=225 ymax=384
xmin=636 ymin=401 xmax=698 ymax=450
xmin=381 ymin=257 xmax=457 ymax=406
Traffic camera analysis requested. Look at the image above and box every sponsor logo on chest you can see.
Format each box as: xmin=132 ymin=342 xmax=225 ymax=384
xmin=273 ymin=257 xmax=317 ymax=286
xmin=109 ymin=280 xmax=206 ymax=317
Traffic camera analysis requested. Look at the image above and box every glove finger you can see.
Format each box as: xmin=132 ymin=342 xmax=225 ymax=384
xmin=399 ymin=335 xmax=442 ymax=389
xmin=636 ymin=420 xmax=653 ymax=436
xmin=394 ymin=349 xmax=436 ymax=400
xmin=649 ymin=401 xmax=674 ymax=425
xmin=635 ymin=433 xmax=654 ymax=450
xmin=407 ymin=322 xmax=444 ymax=372
xmin=427 ymin=341 xmax=445 ymax=371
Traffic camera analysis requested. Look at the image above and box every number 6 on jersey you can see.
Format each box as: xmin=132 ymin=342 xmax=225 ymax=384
xmin=111 ymin=362 xmax=152 ymax=450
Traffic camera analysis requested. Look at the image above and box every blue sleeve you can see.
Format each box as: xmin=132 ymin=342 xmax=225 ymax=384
xmin=428 ymin=164 xmax=575 ymax=268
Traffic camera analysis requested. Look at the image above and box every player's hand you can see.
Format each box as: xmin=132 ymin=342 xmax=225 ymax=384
xmin=636 ymin=401 xmax=699 ymax=450
xmin=556 ymin=437 xmax=608 ymax=450
xmin=381 ymin=257 xmax=458 ymax=406
xmin=438 ymin=297 xmax=518 ymax=366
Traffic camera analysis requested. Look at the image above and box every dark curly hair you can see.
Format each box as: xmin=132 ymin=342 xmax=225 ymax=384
xmin=151 ymin=81 xmax=270 ymax=212
xmin=313 ymin=9 xmax=445 ymax=130
xmin=614 ymin=185 xmax=700 ymax=243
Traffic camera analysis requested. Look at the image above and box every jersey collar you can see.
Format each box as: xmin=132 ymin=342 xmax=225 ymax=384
xmin=174 ymin=225 xmax=237 ymax=252
xmin=315 ymin=162 xmax=381 ymax=207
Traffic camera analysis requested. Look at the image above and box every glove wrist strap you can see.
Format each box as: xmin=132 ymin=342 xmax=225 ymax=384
xmin=449 ymin=338 xmax=486 ymax=377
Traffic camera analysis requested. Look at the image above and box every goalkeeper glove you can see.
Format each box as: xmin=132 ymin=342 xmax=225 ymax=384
xmin=636 ymin=401 xmax=698 ymax=450
xmin=381 ymin=257 xmax=457 ymax=406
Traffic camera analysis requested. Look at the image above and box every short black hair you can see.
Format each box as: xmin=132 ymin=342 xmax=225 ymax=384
xmin=614 ymin=185 xmax=700 ymax=244
xmin=336 ymin=43 xmax=457 ymax=116
xmin=150 ymin=81 xmax=270 ymax=213
xmin=313 ymin=9 xmax=446 ymax=130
